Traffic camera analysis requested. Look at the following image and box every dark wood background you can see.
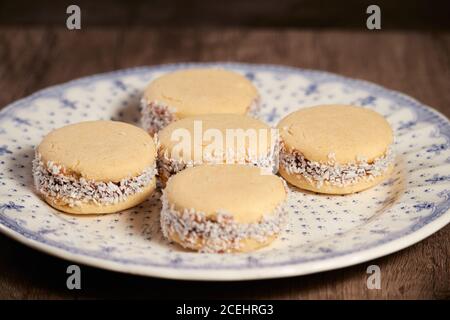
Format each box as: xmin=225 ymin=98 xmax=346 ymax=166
xmin=1 ymin=0 xmax=450 ymax=29
xmin=0 ymin=1 xmax=449 ymax=299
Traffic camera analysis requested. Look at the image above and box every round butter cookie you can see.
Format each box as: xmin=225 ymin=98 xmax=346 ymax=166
xmin=141 ymin=68 xmax=259 ymax=135
xmin=277 ymin=105 xmax=394 ymax=194
xmin=157 ymin=114 xmax=278 ymax=183
xmin=32 ymin=121 xmax=157 ymax=214
xmin=161 ymin=165 xmax=288 ymax=253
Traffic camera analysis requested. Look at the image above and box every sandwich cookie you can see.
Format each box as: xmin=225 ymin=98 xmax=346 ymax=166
xmin=157 ymin=114 xmax=278 ymax=183
xmin=32 ymin=121 xmax=157 ymax=214
xmin=161 ymin=165 xmax=288 ymax=253
xmin=141 ymin=68 xmax=259 ymax=135
xmin=277 ymin=105 xmax=394 ymax=194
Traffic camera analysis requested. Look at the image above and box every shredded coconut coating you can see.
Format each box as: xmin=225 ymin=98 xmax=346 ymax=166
xmin=160 ymin=192 xmax=288 ymax=253
xmin=140 ymin=99 xmax=177 ymax=135
xmin=141 ymin=97 xmax=261 ymax=135
xmin=32 ymin=152 xmax=157 ymax=207
xmin=157 ymin=135 xmax=279 ymax=181
xmin=280 ymin=143 xmax=395 ymax=188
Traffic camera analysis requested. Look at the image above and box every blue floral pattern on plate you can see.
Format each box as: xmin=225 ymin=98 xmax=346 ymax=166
xmin=0 ymin=63 xmax=449 ymax=280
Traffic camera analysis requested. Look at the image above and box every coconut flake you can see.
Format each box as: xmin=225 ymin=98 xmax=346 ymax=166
xmin=157 ymin=135 xmax=279 ymax=181
xmin=280 ymin=144 xmax=394 ymax=188
xmin=141 ymin=97 xmax=261 ymax=135
xmin=160 ymin=191 xmax=288 ymax=253
xmin=32 ymin=152 xmax=157 ymax=207
xmin=140 ymin=99 xmax=177 ymax=135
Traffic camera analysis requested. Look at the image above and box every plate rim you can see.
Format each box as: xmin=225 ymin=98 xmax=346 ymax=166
xmin=0 ymin=62 xmax=449 ymax=281
xmin=0 ymin=207 xmax=449 ymax=281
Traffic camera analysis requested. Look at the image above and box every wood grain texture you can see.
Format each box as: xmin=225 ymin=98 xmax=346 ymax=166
xmin=0 ymin=27 xmax=449 ymax=299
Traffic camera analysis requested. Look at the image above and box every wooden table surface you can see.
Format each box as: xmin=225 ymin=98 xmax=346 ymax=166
xmin=0 ymin=27 xmax=449 ymax=299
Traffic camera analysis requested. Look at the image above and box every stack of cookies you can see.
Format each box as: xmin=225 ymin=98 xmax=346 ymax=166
xmin=32 ymin=68 xmax=394 ymax=254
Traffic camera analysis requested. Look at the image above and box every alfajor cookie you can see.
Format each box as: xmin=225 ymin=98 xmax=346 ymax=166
xmin=141 ymin=68 xmax=259 ymax=135
xmin=277 ymin=105 xmax=394 ymax=194
xmin=161 ymin=165 xmax=288 ymax=253
xmin=32 ymin=121 xmax=157 ymax=214
xmin=157 ymin=114 xmax=278 ymax=183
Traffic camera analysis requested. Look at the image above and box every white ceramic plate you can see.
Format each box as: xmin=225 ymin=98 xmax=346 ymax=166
xmin=0 ymin=63 xmax=449 ymax=281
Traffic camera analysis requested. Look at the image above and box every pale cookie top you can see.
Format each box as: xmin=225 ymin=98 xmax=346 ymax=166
xmin=158 ymin=114 xmax=276 ymax=162
xmin=143 ymin=68 xmax=258 ymax=118
xmin=38 ymin=121 xmax=156 ymax=182
xmin=277 ymin=105 xmax=393 ymax=164
xmin=165 ymin=165 xmax=287 ymax=224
